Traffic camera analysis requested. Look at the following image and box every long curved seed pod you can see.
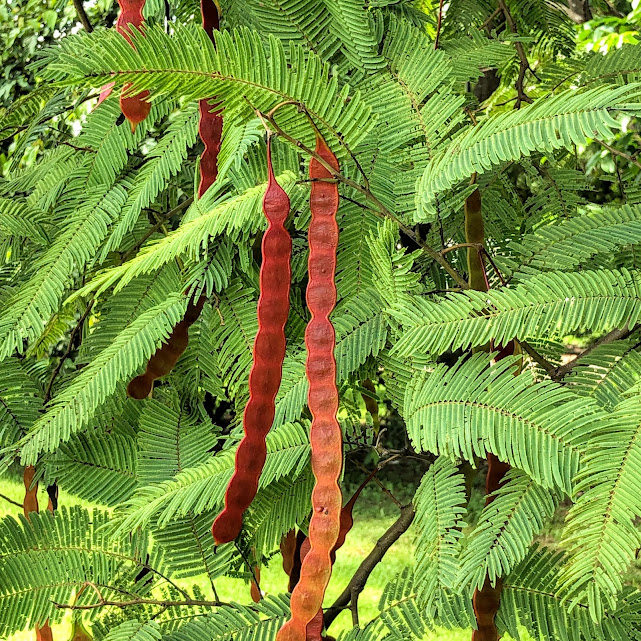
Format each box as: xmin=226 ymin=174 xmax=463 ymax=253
xmin=127 ymin=295 xmax=206 ymax=399
xmin=212 ymin=138 xmax=292 ymax=544
xmin=291 ymin=469 xmax=377 ymax=639
xmin=276 ymin=133 xmax=342 ymax=641
xmin=116 ymin=0 xmax=150 ymax=132
xmin=198 ymin=0 xmax=223 ymax=197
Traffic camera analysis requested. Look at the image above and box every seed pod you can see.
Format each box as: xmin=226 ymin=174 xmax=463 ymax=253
xmin=116 ymin=0 xmax=151 ymax=131
xmin=127 ymin=296 xmax=206 ymax=399
xmin=23 ymin=465 xmax=39 ymax=517
xmin=212 ymin=138 xmax=292 ymax=544
xmin=198 ymin=0 xmax=223 ymax=197
xmin=276 ymin=133 xmax=342 ymax=641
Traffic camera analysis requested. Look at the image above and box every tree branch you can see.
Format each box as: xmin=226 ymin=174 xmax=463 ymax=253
xmin=520 ymin=340 xmax=557 ymax=377
xmin=44 ymin=300 xmax=94 ymax=403
xmin=252 ymin=102 xmax=470 ymax=290
xmin=434 ymin=0 xmax=445 ymax=50
xmin=324 ymin=504 xmax=415 ymax=629
xmin=497 ymin=0 xmax=534 ymax=108
xmin=72 ymin=0 xmax=93 ymax=32
xmin=552 ymin=325 xmax=639 ymax=381
xmin=0 ymin=493 xmax=22 ymax=508
xmin=595 ymin=138 xmax=641 ymax=172
xmin=120 ymin=197 xmax=194 ymax=263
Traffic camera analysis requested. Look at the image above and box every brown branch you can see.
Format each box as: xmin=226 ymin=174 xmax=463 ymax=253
xmin=520 ymin=341 xmax=557 ymax=377
xmin=120 ymin=197 xmax=194 ymax=263
xmin=497 ymin=0 xmax=534 ymax=108
xmin=520 ymin=325 xmax=640 ymax=382
xmin=595 ymin=138 xmax=641 ymax=172
xmin=72 ymin=0 xmax=93 ymax=32
xmin=253 ymin=105 xmax=470 ymax=290
xmin=552 ymin=325 xmax=639 ymax=381
xmin=44 ymin=300 xmax=94 ymax=403
xmin=324 ymin=504 xmax=415 ymax=629
xmin=0 ymin=493 xmax=22 ymax=508
xmin=434 ymin=0 xmax=445 ymax=50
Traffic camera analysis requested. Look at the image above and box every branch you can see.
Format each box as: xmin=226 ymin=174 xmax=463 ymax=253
xmin=595 ymin=138 xmax=641 ymax=172
xmin=552 ymin=325 xmax=639 ymax=381
xmin=497 ymin=0 xmax=534 ymax=108
xmin=72 ymin=0 xmax=93 ymax=32
xmin=434 ymin=0 xmax=445 ymax=50
xmin=44 ymin=300 xmax=94 ymax=403
xmin=120 ymin=197 xmax=193 ymax=262
xmin=0 ymin=493 xmax=22 ymax=508
xmin=324 ymin=504 xmax=415 ymax=629
xmin=252 ymin=102 xmax=470 ymax=290
xmin=520 ymin=340 xmax=557 ymax=377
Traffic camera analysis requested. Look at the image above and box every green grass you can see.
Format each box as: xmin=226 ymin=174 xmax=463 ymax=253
xmin=0 ymin=475 xmax=525 ymax=641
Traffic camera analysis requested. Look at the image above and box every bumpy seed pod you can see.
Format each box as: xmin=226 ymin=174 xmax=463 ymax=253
xmin=276 ymin=133 xmax=342 ymax=641
xmin=212 ymin=138 xmax=292 ymax=544
xmin=198 ymin=0 xmax=223 ymax=197
xmin=291 ymin=470 xmax=376 ymax=640
xmin=116 ymin=0 xmax=151 ymax=132
xmin=127 ymin=296 xmax=206 ymax=399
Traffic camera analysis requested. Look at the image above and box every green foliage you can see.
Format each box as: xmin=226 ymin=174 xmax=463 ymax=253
xmin=405 ymin=352 xmax=599 ymax=492
xmin=1 ymin=1 xmax=641 ymax=640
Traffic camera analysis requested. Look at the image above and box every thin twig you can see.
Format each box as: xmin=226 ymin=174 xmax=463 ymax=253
xmin=324 ymin=504 xmax=415 ymax=629
xmin=120 ymin=197 xmax=193 ymax=263
xmin=552 ymin=325 xmax=639 ymax=381
xmin=434 ymin=0 xmax=445 ymax=50
xmin=44 ymin=300 xmax=94 ymax=403
xmin=250 ymin=103 xmax=470 ymax=289
xmin=72 ymin=0 xmax=93 ymax=32
xmin=0 ymin=493 xmax=22 ymax=508
xmin=497 ymin=0 xmax=534 ymax=108
xmin=595 ymin=138 xmax=641 ymax=172
xmin=481 ymin=7 xmax=502 ymax=30
xmin=351 ymin=458 xmax=403 ymax=508
xmin=520 ymin=340 xmax=557 ymax=377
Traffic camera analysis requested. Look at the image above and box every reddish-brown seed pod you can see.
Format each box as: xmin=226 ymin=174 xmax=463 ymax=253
xmin=127 ymin=296 xmax=206 ymax=399
xmin=276 ymin=134 xmax=342 ymax=641
xmin=212 ymin=138 xmax=292 ymax=544
xmin=23 ymin=466 xmax=39 ymax=517
xmin=198 ymin=0 xmax=223 ymax=198
xmin=116 ymin=0 xmax=151 ymax=132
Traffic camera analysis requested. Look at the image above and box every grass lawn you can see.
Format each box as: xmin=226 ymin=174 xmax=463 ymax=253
xmin=1 ymin=475 xmax=525 ymax=641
